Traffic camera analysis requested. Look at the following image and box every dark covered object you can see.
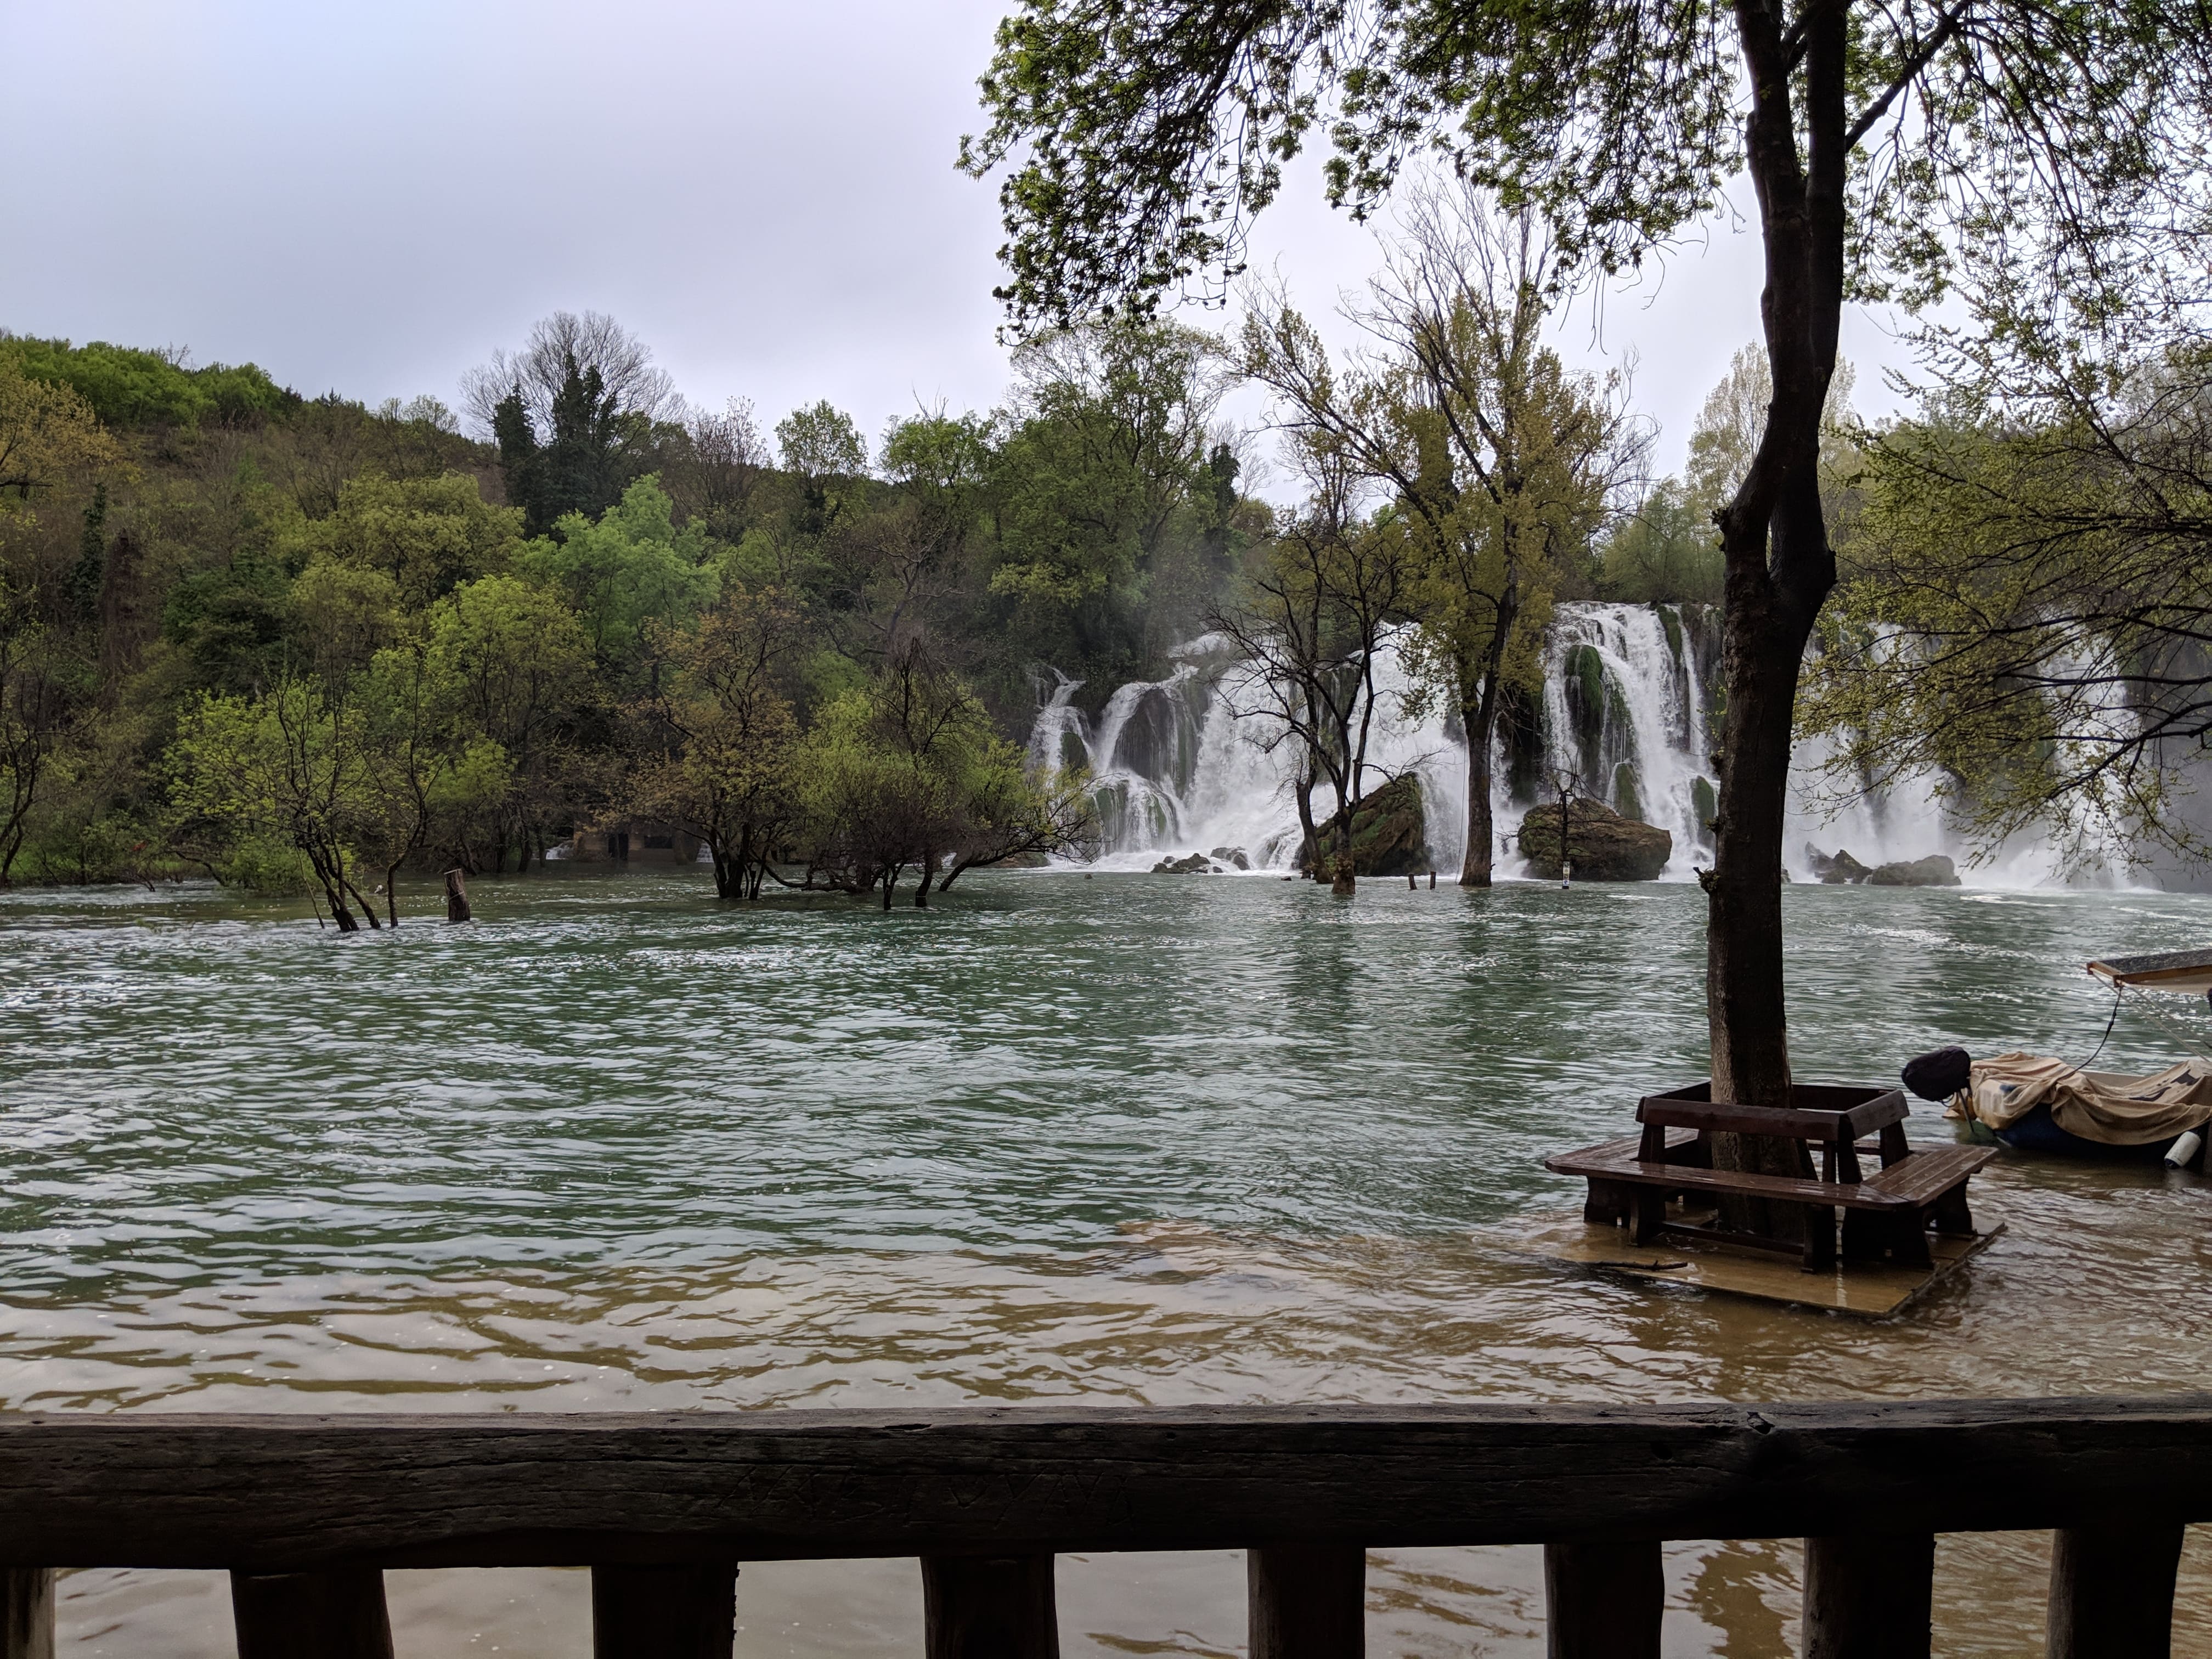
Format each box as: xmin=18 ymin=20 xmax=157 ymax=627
xmin=1902 ymin=1046 xmax=1973 ymax=1103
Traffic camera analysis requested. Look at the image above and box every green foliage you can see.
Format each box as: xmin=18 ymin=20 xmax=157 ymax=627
xmin=298 ymin=471 xmax=522 ymax=610
xmin=988 ymin=317 xmax=1225 ymax=667
xmin=1801 ymin=354 xmax=2212 ymax=864
xmin=1600 ymin=479 xmax=1722 ymax=605
xmin=778 ymin=402 xmax=868 ymax=478
xmin=516 ymin=476 xmax=716 ymax=665
xmin=1 ymin=334 xmax=291 ymax=430
xmin=962 ymin=0 xmax=2207 ymax=334
xmin=5 ymin=315 xmax=1232 ymax=901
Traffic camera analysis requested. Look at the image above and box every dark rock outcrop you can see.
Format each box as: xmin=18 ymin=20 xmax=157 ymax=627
xmin=1151 ymin=852 xmax=1218 ymax=874
xmin=1869 ymin=853 xmax=1961 ymax=887
xmin=1209 ymin=846 xmax=1251 ymax=871
xmin=1805 ymin=845 xmax=1960 ymax=886
xmin=1517 ymin=796 xmax=1672 ymax=881
xmin=1806 ymin=845 xmax=1874 ymax=883
xmin=1298 ymin=774 xmax=1430 ymax=877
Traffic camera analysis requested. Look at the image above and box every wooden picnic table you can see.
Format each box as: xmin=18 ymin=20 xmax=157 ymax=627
xmin=1544 ymin=1083 xmax=1995 ymax=1273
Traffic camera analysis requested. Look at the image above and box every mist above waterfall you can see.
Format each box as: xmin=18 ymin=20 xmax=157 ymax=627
xmin=1026 ymin=601 xmax=2109 ymax=886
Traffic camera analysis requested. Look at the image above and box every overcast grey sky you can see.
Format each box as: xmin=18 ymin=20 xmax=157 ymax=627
xmin=1 ymin=0 xmax=1917 ymax=479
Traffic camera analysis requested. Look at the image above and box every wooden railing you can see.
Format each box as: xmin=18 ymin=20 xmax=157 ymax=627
xmin=1 ymin=1396 xmax=2208 ymax=1659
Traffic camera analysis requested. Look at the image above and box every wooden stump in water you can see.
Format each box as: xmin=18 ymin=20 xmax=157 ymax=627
xmin=443 ymin=868 xmax=472 ymax=924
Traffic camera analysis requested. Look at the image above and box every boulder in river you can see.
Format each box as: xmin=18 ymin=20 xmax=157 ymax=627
xmin=1298 ymin=774 xmax=1430 ymax=877
xmin=1151 ymin=852 xmax=1218 ymax=874
xmin=1806 ymin=845 xmax=1874 ymax=883
xmin=1517 ymin=796 xmax=1672 ymax=881
xmin=1869 ymin=853 xmax=1962 ymax=887
xmin=1209 ymin=845 xmax=1251 ymax=871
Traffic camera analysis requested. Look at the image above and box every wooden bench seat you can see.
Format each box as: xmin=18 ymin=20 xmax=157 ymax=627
xmin=1544 ymin=1135 xmax=1994 ymax=1214
xmin=1545 ymin=1124 xmax=1995 ymax=1274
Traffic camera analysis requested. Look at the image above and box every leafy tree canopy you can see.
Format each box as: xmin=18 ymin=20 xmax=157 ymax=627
xmin=516 ymin=475 xmax=718 ymax=665
xmin=2 ymin=334 xmax=292 ymax=430
xmin=960 ymin=0 xmax=2208 ymax=331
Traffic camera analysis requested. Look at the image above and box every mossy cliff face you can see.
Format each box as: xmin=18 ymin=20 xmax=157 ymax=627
xmin=1517 ymin=796 xmax=1672 ymax=881
xmin=1299 ymin=774 xmax=1431 ymax=877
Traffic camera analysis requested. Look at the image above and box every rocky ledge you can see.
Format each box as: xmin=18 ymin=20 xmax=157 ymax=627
xmin=1297 ymin=774 xmax=1431 ymax=878
xmin=1806 ymin=845 xmax=1962 ymax=887
xmin=1517 ymin=797 xmax=1672 ymax=881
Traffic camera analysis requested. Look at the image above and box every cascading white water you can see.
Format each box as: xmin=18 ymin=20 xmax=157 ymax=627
xmin=1537 ymin=603 xmax=1716 ymax=872
xmin=1027 ymin=635 xmax=1465 ymax=872
xmin=1027 ymin=601 xmax=2096 ymax=885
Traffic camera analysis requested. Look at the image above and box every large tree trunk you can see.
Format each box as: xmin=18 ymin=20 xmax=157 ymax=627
xmin=1459 ymin=675 xmax=1494 ymax=888
xmin=1329 ymin=786 xmax=1356 ymax=895
xmin=1701 ymin=0 xmax=1848 ymax=1224
xmin=1459 ymin=569 xmax=1519 ymax=888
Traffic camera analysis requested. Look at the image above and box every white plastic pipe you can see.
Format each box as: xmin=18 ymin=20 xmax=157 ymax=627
xmin=2164 ymin=1130 xmax=2202 ymax=1170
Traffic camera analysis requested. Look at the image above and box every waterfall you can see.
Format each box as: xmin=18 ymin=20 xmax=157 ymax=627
xmin=1534 ymin=603 xmax=1717 ymax=870
xmin=1026 ymin=601 xmax=2095 ymax=886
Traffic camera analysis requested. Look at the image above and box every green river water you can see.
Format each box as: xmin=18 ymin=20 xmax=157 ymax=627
xmin=5 ymin=868 xmax=2212 ymax=1656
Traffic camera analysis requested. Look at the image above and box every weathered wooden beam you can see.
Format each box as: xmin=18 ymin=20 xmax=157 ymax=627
xmin=230 ymin=1568 xmax=393 ymax=1659
xmin=921 ymin=1554 xmax=1058 ymax=1659
xmin=2047 ymin=1520 xmax=2184 ymax=1659
xmin=1 ymin=1399 xmax=2210 ymax=1570
xmin=1248 ymin=1544 xmax=1363 ymax=1659
xmin=0 ymin=1570 xmax=52 ymax=1659
xmin=590 ymin=1564 xmax=735 ymax=1659
xmin=1801 ymin=1533 xmax=1932 ymax=1658
xmin=1543 ymin=1541 xmax=1661 ymax=1659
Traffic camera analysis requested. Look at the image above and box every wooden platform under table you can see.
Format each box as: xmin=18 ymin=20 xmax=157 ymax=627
xmin=1543 ymin=1082 xmax=1997 ymax=1277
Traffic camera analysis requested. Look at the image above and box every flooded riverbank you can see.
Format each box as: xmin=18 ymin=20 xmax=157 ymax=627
xmin=7 ymin=869 xmax=2212 ymax=1654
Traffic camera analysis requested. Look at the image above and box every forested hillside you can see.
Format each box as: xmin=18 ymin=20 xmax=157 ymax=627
xmin=0 ymin=313 xmax=1268 ymax=918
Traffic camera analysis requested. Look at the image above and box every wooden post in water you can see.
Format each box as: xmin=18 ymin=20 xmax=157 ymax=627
xmin=2047 ymin=1521 xmax=2184 ymax=1659
xmin=1543 ymin=1542 xmax=1661 ymax=1659
xmin=231 ymin=1569 xmax=393 ymax=1659
xmin=1801 ymin=1534 xmax=1933 ymax=1659
xmin=591 ymin=1564 xmax=737 ymax=1659
xmin=443 ymin=868 xmax=472 ymax=923
xmin=1 ymin=1570 xmax=52 ymax=1659
xmin=922 ymin=1555 xmax=1058 ymax=1659
xmin=1249 ymin=1545 xmax=1363 ymax=1659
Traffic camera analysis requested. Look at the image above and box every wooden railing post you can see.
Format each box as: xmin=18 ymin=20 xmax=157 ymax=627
xmin=1 ymin=1570 xmax=53 ymax=1659
xmin=590 ymin=1564 xmax=737 ymax=1659
xmin=2047 ymin=1521 xmax=2185 ymax=1659
xmin=1248 ymin=1545 xmax=1363 ymax=1659
xmin=1543 ymin=1541 xmax=1662 ymax=1658
xmin=921 ymin=1555 xmax=1058 ymax=1659
xmin=230 ymin=1568 xmax=393 ymax=1659
xmin=1801 ymin=1534 xmax=1933 ymax=1659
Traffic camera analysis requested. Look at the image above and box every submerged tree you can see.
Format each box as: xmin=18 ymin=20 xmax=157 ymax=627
xmin=1239 ymin=183 xmax=1640 ymax=887
xmin=1209 ymin=439 xmax=1419 ymax=894
xmin=631 ymin=588 xmax=806 ymax=900
xmin=1802 ymin=346 xmax=2212 ymax=866
xmin=962 ymin=0 xmax=2212 ymax=1120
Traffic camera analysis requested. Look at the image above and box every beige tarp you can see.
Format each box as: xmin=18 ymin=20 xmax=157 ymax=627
xmin=1949 ymin=1051 xmax=2212 ymax=1144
